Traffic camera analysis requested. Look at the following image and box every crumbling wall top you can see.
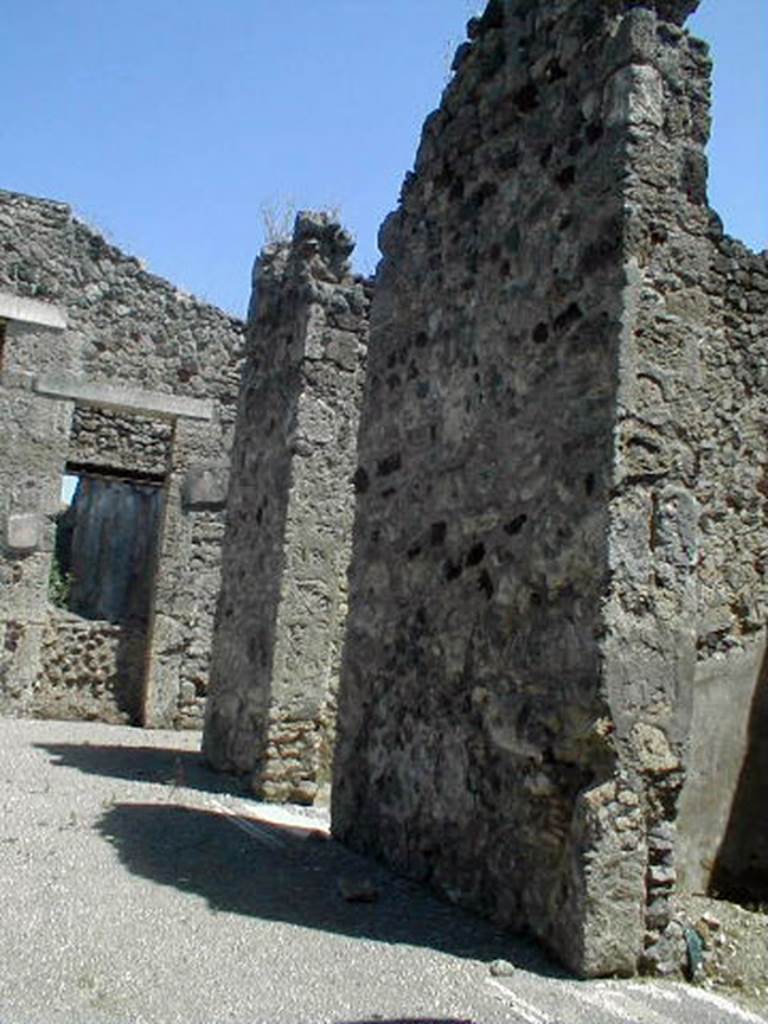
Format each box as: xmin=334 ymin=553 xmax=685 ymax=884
xmin=248 ymin=212 xmax=360 ymax=325
xmin=470 ymin=0 xmax=699 ymax=34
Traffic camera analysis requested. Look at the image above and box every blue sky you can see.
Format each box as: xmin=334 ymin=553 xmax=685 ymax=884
xmin=2 ymin=1 xmax=765 ymax=317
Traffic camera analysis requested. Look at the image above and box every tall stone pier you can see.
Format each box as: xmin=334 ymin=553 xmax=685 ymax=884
xmin=332 ymin=0 xmax=767 ymax=977
xmin=203 ymin=214 xmax=369 ymax=803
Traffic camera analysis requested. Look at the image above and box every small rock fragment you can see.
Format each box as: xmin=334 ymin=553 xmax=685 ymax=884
xmin=338 ymin=877 xmax=379 ymax=903
xmin=684 ymin=926 xmax=705 ymax=981
xmin=489 ymin=958 xmax=516 ymax=977
xmin=700 ymin=912 xmax=721 ymax=931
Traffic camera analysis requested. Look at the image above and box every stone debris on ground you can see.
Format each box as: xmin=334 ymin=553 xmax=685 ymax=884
xmin=674 ymin=892 xmax=768 ymax=1015
xmin=488 ymin=959 xmax=516 ymax=977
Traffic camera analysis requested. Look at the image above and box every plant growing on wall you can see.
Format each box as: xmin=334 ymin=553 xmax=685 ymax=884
xmin=48 ymin=554 xmax=74 ymax=609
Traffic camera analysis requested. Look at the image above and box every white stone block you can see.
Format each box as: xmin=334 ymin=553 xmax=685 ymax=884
xmin=5 ymin=513 xmax=41 ymax=552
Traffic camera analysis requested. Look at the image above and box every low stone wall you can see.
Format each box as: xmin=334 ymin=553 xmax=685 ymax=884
xmin=33 ymin=610 xmax=147 ymax=725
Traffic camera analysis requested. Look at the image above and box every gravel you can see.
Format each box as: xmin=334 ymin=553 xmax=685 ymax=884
xmin=0 ymin=716 xmax=764 ymax=1024
xmin=674 ymin=891 xmax=768 ymax=1014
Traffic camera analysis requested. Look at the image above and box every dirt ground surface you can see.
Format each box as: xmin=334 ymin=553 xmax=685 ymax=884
xmin=675 ymin=891 xmax=768 ymax=1015
xmin=1 ymin=716 xmax=766 ymax=1024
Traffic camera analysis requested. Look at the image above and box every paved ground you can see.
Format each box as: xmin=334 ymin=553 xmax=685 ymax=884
xmin=0 ymin=717 xmax=765 ymax=1024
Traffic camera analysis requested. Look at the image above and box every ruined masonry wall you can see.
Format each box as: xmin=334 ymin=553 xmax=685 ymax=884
xmin=0 ymin=368 xmax=72 ymax=712
xmin=0 ymin=190 xmax=244 ymax=727
xmin=204 ymin=213 xmax=369 ymax=803
xmin=596 ymin=12 xmax=712 ymax=968
xmin=603 ymin=11 xmax=768 ymax=909
xmin=0 ymin=192 xmax=242 ymax=404
xmin=332 ymin=0 xmax=765 ymax=979
xmin=335 ymin=0 xmax=640 ymax=977
xmin=675 ymin=240 xmax=768 ymax=897
xmin=70 ymin=406 xmax=172 ymax=477
xmin=697 ymin=243 xmax=768 ymax=662
xmin=34 ymin=611 xmax=147 ymax=725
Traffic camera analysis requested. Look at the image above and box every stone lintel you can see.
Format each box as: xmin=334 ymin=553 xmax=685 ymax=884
xmin=0 ymin=292 xmax=67 ymax=330
xmin=34 ymin=374 xmax=214 ymax=422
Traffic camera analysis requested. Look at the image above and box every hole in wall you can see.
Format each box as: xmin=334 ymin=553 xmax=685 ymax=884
xmin=60 ymin=472 xmax=78 ymax=508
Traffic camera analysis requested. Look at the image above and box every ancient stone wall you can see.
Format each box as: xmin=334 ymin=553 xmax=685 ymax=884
xmin=34 ymin=611 xmax=147 ymax=725
xmin=69 ymin=406 xmax=172 ymax=477
xmin=0 ymin=354 xmax=71 ymax=710
xmin=675 ymin=243 xmax=768 ymax=901
xmin=0 ymin=192 xmax=242 ymax=401
xmin=596 ymin=8 xmax=710 ymax=967
xmin=203 ymin=213 xmax=369 ymax=802
xmin=0 ymin=189 xmax=243 ymax=727
xmin=331 ymin=0 xmax=766 ymax=978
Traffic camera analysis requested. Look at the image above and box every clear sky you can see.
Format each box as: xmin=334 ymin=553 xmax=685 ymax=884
xmin=2 ymin=1 xmax=765 ymax=317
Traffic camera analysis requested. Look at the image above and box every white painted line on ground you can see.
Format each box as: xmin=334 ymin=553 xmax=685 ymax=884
xmin=204 ymin=797 xmax=288 ymax=850
xmin=564 ymin=981 xmax=672 ymax=1024
xmin=229 ymin=798 xmax=330 ymax=834
xmin=623 ymin=981 xmax=683 ymax=1004
xmin=196 ymin=790 xmax=330 ymax=833
xmin=486 ymin=978 xmax=554 ymax=1024
xmin=665 ymin=982 xmax=768 ymax=1024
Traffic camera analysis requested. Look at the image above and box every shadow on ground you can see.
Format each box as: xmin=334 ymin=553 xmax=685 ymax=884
xmin=35 ymin=742 xmax=248 ymax=796
xmin=96 ymin=800 xmax=565 ymax=978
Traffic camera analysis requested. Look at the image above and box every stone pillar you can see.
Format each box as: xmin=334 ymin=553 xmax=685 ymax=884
xmin=332 ymin=0 xmax=714 ymax=978
xmin=0 ymin=304 xmax=72 ymax=715
xmin=143 ymin=418 xmax=230 ymax=730
xmin=203 ymin=213 xmax=369 ymax=803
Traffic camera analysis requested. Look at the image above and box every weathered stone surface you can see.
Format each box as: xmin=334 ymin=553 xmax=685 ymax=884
xmin=2 ymin=0 xmax=763 ymax=982
xmin=0 ymin=292 xmax=66 ymax=329
xmin=0 ymin=189 xmax=243 ymax=727
xmin=330 ymin=0 xmax=766 ymax=979
xmin=5 ymin=513 xmax=41 ymax=553
xmin=70 ymin=405 xmax=172 ymax=477
xmin=181 ymin=464 xmax=229 ymax=512
xmin=203 ymin=213 xmax=369 ymax=799
xmin=33 ymin=610 xmax=146 ymax=724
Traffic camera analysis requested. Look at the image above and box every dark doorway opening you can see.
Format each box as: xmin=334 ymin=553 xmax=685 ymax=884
xmin=56 ymin=466 xmax=164 ymax=624
xmin=45 ymin=464 xmax=166 ymax=724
